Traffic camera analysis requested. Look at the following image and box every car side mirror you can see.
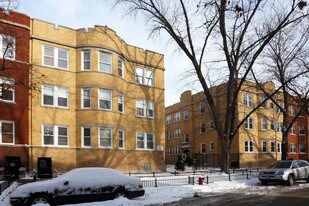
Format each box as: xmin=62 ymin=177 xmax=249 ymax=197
xmin=63 ymin=179 xmax=69 ymax=186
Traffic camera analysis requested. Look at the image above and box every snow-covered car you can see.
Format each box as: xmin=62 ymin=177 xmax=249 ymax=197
xmin=258 ymin=160 xmax=309 ymax=186
xmin=10 ymin=167 xmax=145 ymax=206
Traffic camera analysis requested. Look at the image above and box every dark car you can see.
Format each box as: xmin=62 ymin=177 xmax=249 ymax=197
xmin=258 ymin=160 xmax=309 ymax=186
xmin=10 ymin=167 xmax=145 ymax=206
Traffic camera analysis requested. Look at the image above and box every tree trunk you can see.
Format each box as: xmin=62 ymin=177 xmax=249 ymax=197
xmin=281 ymin=133 xmax=288 ymax=160
xmin=220 ymin=137 xmax=230 ymax=173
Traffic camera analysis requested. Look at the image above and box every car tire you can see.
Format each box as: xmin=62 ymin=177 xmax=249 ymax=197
xmin=261 ymin=180 xmax=268 ymax=185
xmin=30 ymin=194 xmax=53 ymax=205
xmin=306 ymin=175 xmax=309 ymax=183
xmin=286 ymin=174 xmax=294 ymax=186
xmin=113 ymin=191 xmax=128 ymax=199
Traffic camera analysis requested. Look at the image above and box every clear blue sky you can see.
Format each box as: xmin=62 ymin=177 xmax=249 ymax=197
xmin=16 ymin=0 xmax=192 ymax=107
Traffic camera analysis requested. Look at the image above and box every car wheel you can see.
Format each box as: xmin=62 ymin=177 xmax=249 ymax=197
xmin=31 ymin=194 xmax=52 ymax=205
xmin=261 ymin=180 xmax=268 ymax=185
xmin=287 ymin=174 xmax=294 ymax=186
xmin=113 ymin=191 xmax=128 ymax=199
xmin=306 ymin=175 xmax=309 ymax=183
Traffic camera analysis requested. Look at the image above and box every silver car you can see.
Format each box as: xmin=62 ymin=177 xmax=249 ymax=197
xmin=258 ymin=160 xmax=309 ymax=186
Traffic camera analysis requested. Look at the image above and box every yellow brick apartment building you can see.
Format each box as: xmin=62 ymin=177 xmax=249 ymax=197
xmin=29 ymin=19 xmax=165 ymax=174
xmin=165 ymin=81 xmax=283 ymax=168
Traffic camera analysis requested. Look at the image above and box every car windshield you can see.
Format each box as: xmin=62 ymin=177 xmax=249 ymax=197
xmin=268 ymin=161 xmax=292 ymax=169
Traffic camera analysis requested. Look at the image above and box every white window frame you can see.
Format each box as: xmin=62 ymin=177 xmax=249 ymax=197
xmin=200 ymin=143 xmax=206 ymax=154
xmin=270 ymin=118 xmax=275 ymax=130
xmin=136 ymin=67 xmax=154 ymax=87
xmin=200 ymin=122 xmax=206 ymax=134
xmin=0 ymin=120 xmax=15 ymax=144
xmin=42 ymin=84 xmax=69 ymax=108
xmin=118 ymin=57 xmax=124 ymax=78
xmin=118 ymin=93 xmax=124 ymax=113
xmin=262 ymin=141 xmax=267 ymax=153
xmin=210 ymin=142 xmax=214 ymax=152
xmin=43 ymin=45 xmax=69 ymax=69
xmin=82 ymin=50 xmax=91 ymax=71
xmin=166 ymin=115 xmax=171 ymax=124
xmin=98 ymin=51 xmax=112 ymax=73
xmin=174 ymin=112 xmax=180 ymax=122
xmin=244 ymin=117 xmax=254 ymax=130
xmin=260 ymin=94 xmax=267 ymax=108
xmin=244 ymin=94 xmax=253 ymax=107
xmin=42 ymin=124 xmax=69 ymax=147
xmin=271 ymin=141 xmax=276 ymax=152
xmin=289 ymin=106 xmax=295 ymax=116
xmin=118 ymin=129 xmax=125 ymax=149
xmin=0 ymin=77 xmax=14 ymax=102
xmin=276 ymin=122 xmax=283 ymax=133
xmin=175 ymin=146 xmax=180 ymax=155
xmin=183 ymin=110 xmax=189 ymax=120
xmin=0 ymin=35 xmax=15 ymax=60
xmin=82 ymin=127 xmax=91 ymax=147
xmin=166 ymin=131 xmax=171 ymax=140
xmin=277 ymin=142 xmax=282 ymax=153
xmin=136 ymin=132 xmax=155 ymax=150
xmin=199 ymin=102 xmax=206 ymax=114
xmin=174 ymin=129 xmax=181 ymax=138
xmin=98 ymin=127 xmax=112 ymax=148
xmin=290 ymin=143 xmax=296 ymax=153
xmin=245 ymin=140 xmax=254 ymax=153
xmin=299 ymin=143 xmax=306 ymax=153
xmin=261 ymin=117 xmax=268 ymax=130
xmin=184 ymin=134 xmax=189 ymax=143
xmin=290 ymin=124 xmax=296 ymax=135
xmin=81 ymin=88 xmax=91 ymax=109
xmin=299 ymin=125 xmax=305 ymax=135
xmin=98 ymin=88 xmax=112 ymax=110
xmin=166 ymin=147 xmax=171 ymax=155
xmin=136 ymin=99 xmax=154 ymax=118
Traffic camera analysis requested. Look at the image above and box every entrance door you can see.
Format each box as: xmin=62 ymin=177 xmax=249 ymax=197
xmin=37 ymin=157 xmax=52 ymax=178
xmin=5 ymin=156 xmax=21 ymax=179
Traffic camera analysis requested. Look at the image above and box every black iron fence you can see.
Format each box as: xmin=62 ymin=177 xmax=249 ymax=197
xmin=0 ymin=175 xmax=15 ymax=195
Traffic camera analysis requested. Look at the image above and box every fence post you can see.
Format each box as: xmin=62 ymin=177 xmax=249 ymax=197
xmin=153 ymin=171 xmax=155 ymax=177
xmin=247 ymin=171 xmax=249 ymax=180
xmin=192 ymin=176 xmax=194 ymax=185
xmin=174 ymin=170 xmax=177 ymax=176
xmin=229 ymin=173 xmax=231 ymax=181
xmin=206 ymin=175 xmax=209 ymax=184
xmin=155 ymin=178 xmax=158 ymax=187
xmin=129 ymin=172 xmax=131 ymax=176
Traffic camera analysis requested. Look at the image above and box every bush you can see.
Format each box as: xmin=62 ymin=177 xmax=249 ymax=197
xmin=175 ymin=161 xmax=185 ymax=171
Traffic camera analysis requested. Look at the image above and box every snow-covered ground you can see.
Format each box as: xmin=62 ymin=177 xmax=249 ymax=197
xmin=1 ymin=166 xmax=308 ymax=206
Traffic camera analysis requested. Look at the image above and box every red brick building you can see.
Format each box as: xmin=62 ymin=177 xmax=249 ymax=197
xmin=0 ymin=10 xmax=30 ymax=177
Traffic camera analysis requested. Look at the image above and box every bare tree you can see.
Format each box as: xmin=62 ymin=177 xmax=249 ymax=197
xmin=115 ymin=0 xmax=309 ymax=173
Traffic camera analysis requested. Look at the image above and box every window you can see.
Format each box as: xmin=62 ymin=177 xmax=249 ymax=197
xmin=118 ymin=93 xmax=124 ymax=113
xmin=245 ymin=140 xmax=254 ymax=152
xmin=136 ymin=132 xmax=154 ymax=150
xmin=99 ymin=127 xmax=112 ymax=148
xmin=184 ymin=110 xmax=189 ymax=120
xmin=136 ymin=67 xmax=154 ymax=86
xmin=184 ymin=134 xmax=189 ymax=143
xmin=174 ymin=129 xmax=181 ymax=138
xmin=0 ymin=78 xmax=14 ymax=102
xmin=244 ymin=94 xmax=253 ymax=107
xmin=262 ymin=141 xmax=267 ymax=153
xmin=290 ymin=124 xmax=296 ymax=135
xmin=81 ymin=88 xmax=91 ymax=109
xmin=82 ymin=127 xmax=91 ymax=147
xmin=0 ymin=121 xmax=14 ymax=144
xmin=136 ymin=99 xmax=154 ymax=118
xmin=166 ymin=115 xmax=171 ymax=124
xmin=260 ymin=94 xmax=267 ymax=108
xmin=175 ymin=146 xmax=180 ymax=154
xmin=166 ymin=131 xmax=171 ymax=140
xmin=43 ymin=45 xmax=68 ymax=69
xmin=244 ymin=117 xmax=254 ymax=130
xmin=42 ymin=84 xmax=69 ymax=108
xmin=200 ymin=123 xmax=206 ymax=134
xmin=43 ymin=125 xmax=68 ymax=146
xmin=98 ymin=89 xmax=112 ymax=110
xmin=299 ymin=125 xmax=305 ymax=135
xmin=276 ymin=122 xmax=282 ymax=133
xmin=1 ymin=35 xmax=15 ymax=59
xmin=209 ymin=121 xmax=215 ymax=130
xmin=261 ymin=117 xmax=268 ymax=130
xmin=174 ymin=112 xmax=180 ymax=122
xmin=118 ymin=57 xmax=124 ymax=78
xmin=166 ymin=147 xmax=171 ymax=155
xmin=200 ymin=143 xmax=206 ymax=154
xmin=82 ymin=50 xmax=91 ymax=70
xmin=199 ymin=102 xmax=206 ymax=114
xmin=210 ymin=142 xmax=214 ymax=152
xmin=298 ymin=106 xmax=305 ymax=117
xmin=299 ymin=143 xmax=306 ymax=153
xmin=118 ymin=129 xmax=125 ymax=149
xmin=271 ymin=141 xmax=275 ymax=152
xmin=289 ymin=106 xmax=295 ymax=116
xmin=290 ymin=143 xmax=296 ymax=153
xmin=270 ymin=118 xmax=275 ymax=130
xmin=99 ymin=51 xmax=112 ymax=73
xmin=277 ymin=142 xmax=282 ymax=153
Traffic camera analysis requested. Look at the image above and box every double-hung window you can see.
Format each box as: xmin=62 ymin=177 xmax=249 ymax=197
xmin=166 ymin=115 xmax=171 ymax=124
xmin=210 ymin=142 xmax=214 ymax=152
xmin=244 ymin=94 xmax=253 ymax=107
xmin=99 ymin=51 xmax=112 ymax=73
xmin=260 ymin=94 xmax=267 ymax=108
xmin=1 ymin=35 xmax=15 ymax=59
xmin=0 ymin=78 xmax=14 ymax=102
xmin=136 ymin=132 xmax=154 ymax=150
xmin=174 ymin=112 xmax=180 ymax=122
xmin=43 ymin=125 xmax=69 ymax=146
xmin=199 ymin=102 xmax=206 ymax=114
xmin=166 ymin=131 xmax=171 ymax=140
xmin=98 ymin=89 xmax=112 ymax=110
xmin=136 ymin=99 xmax=154 ymax=118
xmin=136 ymin=67 xmax=154 ymax=86
xmin=0 ymin=121 xmax=14 ymax=144
xmin=245 ymin=140 xmax=254 ymax=152
xmin=200 ymin=143 xmax=206 ymax=154
xmin=43 ymin=45 xmax=69 ymax=69
xmin=270 ymin=118 xmax=275 ymax=130
xmin=42 ymin=84 xmax=69 ymax=108
xmin=299 ymin=143 xmax=306 ymax=153
xmin=290 ymin=124 xmax=296 ymax=135
xmin=277 ymin=142 xmax=282 ymax=153
xmin=261 ymin=117 xmax=268 ymax=130
xmin=99 ymin=127 xmax=112 ymax=148
xmin=262 ymin=141 xmax=267 ymax=153
xmin=183 ymin=110 xmax=189 ymax=120
xmin=244 ymin=116 xmax=254 ymax=130
xmin=271 ymin=141 xmax=276 ymax=152
xmin=118 ymin=57 xmax=124 ymax=78
xmin=118 ymin=93 xmax=124 ymax=113
xmin=290 ymin=143 xmax=296 ymax=153
xmin=299 ymin=125 xmax=305 ymax=135
xmin=174 ymin=129 xmax=181 ymax=138
xmin=82 ymin=127 xmax=91 ymax=147
xmin=82 ymin=50 xmax=91 ymax=70
xmin=118 ymin=129 xmax=125 ymax=149
xmin=200 ymin=123 xmax=206 ymax=134
xmin=209 ymin=121 xmax=215 ymax=130
xmin=81 ymin=88 xmax=91 ymax=109
xmin=289 ymin=106 xmax=295 ymax=116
